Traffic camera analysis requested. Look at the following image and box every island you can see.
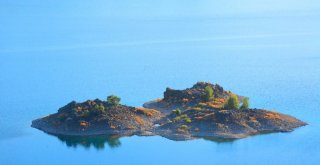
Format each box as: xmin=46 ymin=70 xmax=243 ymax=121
xmin=32 ymin=82 xmax=306 ymax=141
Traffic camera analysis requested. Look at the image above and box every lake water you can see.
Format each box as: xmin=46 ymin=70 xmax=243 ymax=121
xmin=1 ymin=1 xmax=320 ymax=164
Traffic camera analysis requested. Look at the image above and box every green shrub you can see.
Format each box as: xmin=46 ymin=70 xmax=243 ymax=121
xmin=204 ymin=85 xmax=214 ymax=101
xmin=107 ymin=95 xmax=121 ymax=106
xmin=180 ymin=114 xmax=188 ymax=118
xmin=94 ymin=104 xmax=105 ymax=114
xmin=173 ymin=108 xmax=182 ymax=115
xmin=173 ymin=114 xmax=189 ymax=122
xmin=180 ymin=125 xmax=188 ymax=130
xmin=240 ymin=98 xmax=249 ymax=109
xmin=224 ymin=95 xmax=239 ymax=109
xmin=173 ymin=116 xmax=181 ymax=122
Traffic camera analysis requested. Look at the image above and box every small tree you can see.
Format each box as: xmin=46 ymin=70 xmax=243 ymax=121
xmin=224 ymin=95 xmax=239 ymax=109
xmin=107 ymin=95 xmax=121 ymax=106
xmin=173 ymin=108 xmax=182 ymax=115
xmin=240 ymin=98 xmax=249 ymax=109
xmin=204 ymin=85 xmax=214 ymax=101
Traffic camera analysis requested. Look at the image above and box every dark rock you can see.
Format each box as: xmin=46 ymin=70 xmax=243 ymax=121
xmin=32 ymin=82 xmax=307 ymax=141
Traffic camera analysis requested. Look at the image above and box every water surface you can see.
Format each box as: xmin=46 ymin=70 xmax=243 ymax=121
xmin=0 ymin=0 xmax=320 ymax=164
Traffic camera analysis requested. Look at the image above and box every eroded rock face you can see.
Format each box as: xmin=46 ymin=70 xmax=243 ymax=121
xmin=32 ymin=82 xmax=307 ymax=141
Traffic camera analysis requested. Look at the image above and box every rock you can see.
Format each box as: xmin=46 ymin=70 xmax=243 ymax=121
xmin=32 ymin=82 xmax=307 ymax=141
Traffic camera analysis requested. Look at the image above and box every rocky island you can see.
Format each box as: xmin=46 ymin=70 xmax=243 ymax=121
xmin=32 ymin=82 xmax=306 ymax=141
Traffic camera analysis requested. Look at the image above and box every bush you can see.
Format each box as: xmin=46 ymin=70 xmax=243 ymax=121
xmin=224 ymin=95 xmax=239 ymax=109
xmin=180 ymin=125 xmax=188 ymax=130
xmin=173 ymin=116 xmax=181 ymax=122
xmin=240 ymin=98 xmax=249 ymax=109
xmin=173 ymin=108 xmax=182 ymax=115
xmin=94 ymin=104 xmax=105 ymax=114
xmin=107 ymin=95 xmax=121 ymax=106
xmin=204 ymin=85 xmax=214 ymax=101
xmin=176 ymin=125 xmax=189 ymax=133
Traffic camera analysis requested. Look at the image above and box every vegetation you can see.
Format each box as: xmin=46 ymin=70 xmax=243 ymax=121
xmin=185 ymin=118 xmax=192 ymax=123
xmin=136 ymin=108 xmax=159 ymax=117
xmin=240 ymin=98 xmax=249 ymax=109
xmin=180 ymin=125 xmax=188 ymax=130
xmin=176 ymin=124 xmax=189 ymax=132
xmin=94 ymin=104 xmax=105 ymax=114
xmin=173 ymin=114 xmax=189 ymax=122
xmin=107 ymin=95 xmax=121 ymax=106
xmin=192 ymin=107 xmax=202 ymax=111
xmin=172 ymin=108 xmax=182 ymax=115
xmin=224 ymin=95 xmax=239 ymax=109
xmin=204 ymin=85 xmax=214 ymax=101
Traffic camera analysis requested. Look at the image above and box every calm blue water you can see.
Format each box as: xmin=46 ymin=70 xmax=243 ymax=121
xmin=1 ymin=1 xmax=320 ymax=164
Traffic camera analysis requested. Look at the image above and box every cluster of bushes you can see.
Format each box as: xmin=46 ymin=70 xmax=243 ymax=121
xmin=72 ymin=95 xmax=122 ymax=119
xmin=93 ymin=104 xmax=105 ymax=114
xmin=172 ymin=112 xmax=192 ymax=124
xmin=224 ymin=95 xmax=249 ymax=110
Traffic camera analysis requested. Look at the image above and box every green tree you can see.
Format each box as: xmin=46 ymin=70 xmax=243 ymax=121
xmin=240 ymin=98 xmax=249 ymax=109
xmin=224 ymin=95 xmax=239 ymax=109
xmin=204 ymin=85 xmax=214 ymax=101
xmin=173 ymin=108 xmax=182 ymax=115
xmin=107 ymin=95 xmax=121 ymax=106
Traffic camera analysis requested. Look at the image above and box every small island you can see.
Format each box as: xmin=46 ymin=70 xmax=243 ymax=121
xmin=32 ymin=82 xmax=306 ymax=141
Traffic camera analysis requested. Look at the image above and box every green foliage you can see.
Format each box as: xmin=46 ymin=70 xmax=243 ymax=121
xmin=224 ymin=95 xmax=239 ymax=109
xmin=173 ymin=116 xmax=181 ymax=121
xmin=176 ymin=124 xmax=189 ymax=132
xmin=94 ymin=104 xmax=105 ymax=114
xmin=240 ymin=98 xmax=250 ymax=109
xmin=173 ymin=114 xmax=189 ymax=122
xmin=107 ymin=95 xmax=121 ymax=106
xmin=172 ymin=108 xmax=182 ymax=115
xmin=180 ymin=125 xmax=188 ymax=130
xmin=204 ymin=85 xmax=214 ymax=101
xmin=185 ymin=118 xmax=192 ymax=123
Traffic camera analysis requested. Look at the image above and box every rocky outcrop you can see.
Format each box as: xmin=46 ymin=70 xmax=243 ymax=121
xmin=32 ymin=99 xmax=162 ymax=136
xmin=32 ymin=82 xmax=307 ymax=141
xmin=154 ymin=109 xmax=306 ymax=140
xmin=163 ymin=82 xmax=230 ymax=104
xmin=144 ymin=82 xmax=242 ymax=114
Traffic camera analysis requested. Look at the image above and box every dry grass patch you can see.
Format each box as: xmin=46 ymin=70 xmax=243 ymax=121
xmin=264 ymin=112 xmax=281 ymax=120
xmin=135 ymin=116 xmax=145 ymax=125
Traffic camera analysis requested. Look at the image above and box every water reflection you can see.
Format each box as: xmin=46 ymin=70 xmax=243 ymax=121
xmin=49 ymin=133 xmax=239 ymax=150
xmin=50 ymin=134 xmax=122 ymax=150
